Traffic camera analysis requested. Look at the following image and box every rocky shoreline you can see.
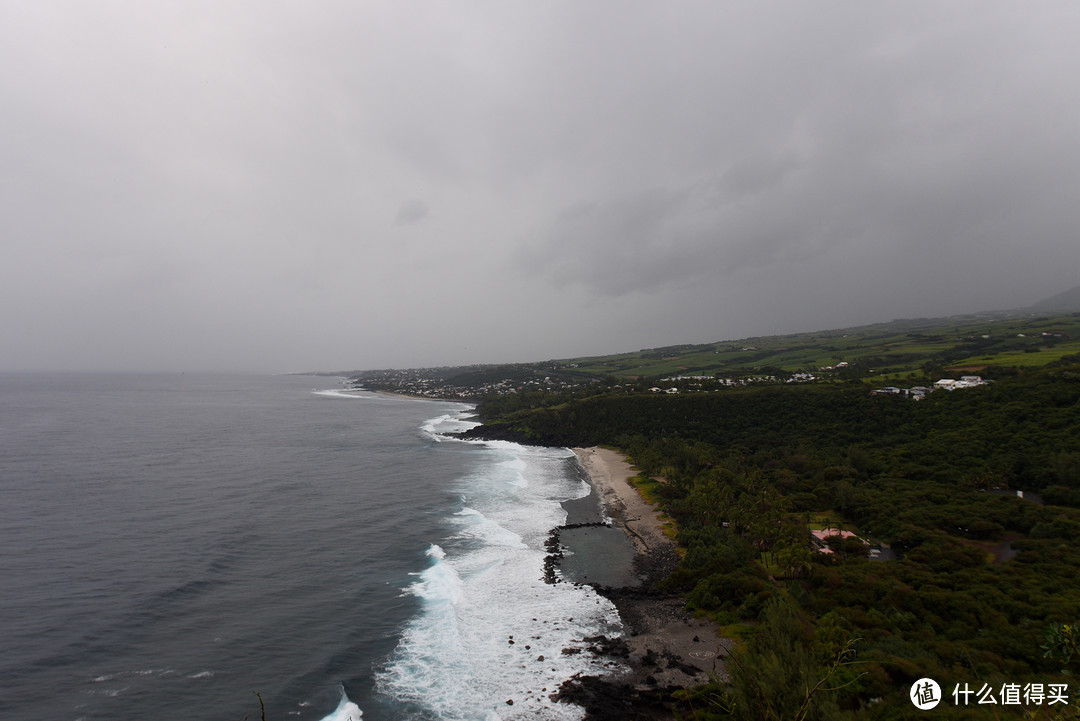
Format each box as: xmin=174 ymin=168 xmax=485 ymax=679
xmin=548 ymin=448 xmax=729 ymax=720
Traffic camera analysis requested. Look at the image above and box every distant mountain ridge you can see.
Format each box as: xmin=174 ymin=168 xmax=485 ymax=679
xmin=1027 ymin=284 xmax=1080 ymax=312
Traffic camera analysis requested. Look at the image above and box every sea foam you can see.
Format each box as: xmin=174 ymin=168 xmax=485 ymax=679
xmin=454 ymin=508 xmax=528 ymax=549
xmin=374 ymin=414 xmax=624 ymax=720
xmin=316 ymin=688 xmax=362 ymax=720
xmin=421 ymin=410 xmax=478 ymax=440
xmin=310 ymin=389 xmax=372 ymax=400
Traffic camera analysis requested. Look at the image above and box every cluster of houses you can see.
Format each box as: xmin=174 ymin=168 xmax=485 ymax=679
xmin=652 ymin=372 xmax=819 ymax=394
xmin=933 ymin=375 xmax=989 ymax=390
xmin=811 ymin=527 xmax=885 ymax=559
xmin=349 ymin=369 xmax=588 ymax=400
xmin=811 ymin=527 xmax=859 ymax=554
xmin=871 ymin=375 xmax=988 ymax=400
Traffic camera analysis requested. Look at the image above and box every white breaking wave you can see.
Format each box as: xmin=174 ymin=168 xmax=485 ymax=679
xmin=316 ymin=688 xmax=362 ymax=720
xmin=421 ymin=413 xmax=456 ymax=437
xmin=375 ymin=421 xmax=623 ymax=720
xmin=310 ymin=389 xmax=372 ymax=400
xmin=409 ymin=544 xmax=466 ymax=606
xmin=496 ymin=457 xmax=529 ymax=488
xmin=422 ymin=409 xmax=480 ymax=441
xmin=454 ymin=508 xmax=528 ymax=549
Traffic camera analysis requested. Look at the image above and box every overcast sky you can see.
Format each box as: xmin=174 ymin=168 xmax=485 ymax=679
xmin=3 ymin=1 xmax=1078 ymax=372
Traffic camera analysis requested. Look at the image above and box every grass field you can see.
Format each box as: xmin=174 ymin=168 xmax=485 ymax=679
xmin=560 ymin=312 xmax=1080 ymax=382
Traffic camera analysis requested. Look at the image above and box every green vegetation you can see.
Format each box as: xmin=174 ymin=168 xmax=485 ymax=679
xmin=558 ymin=313 xmax=1080 ymax=382
xmin=469 ymin=357 xmax=1080 ymax=718
xmin=347 ymin=312 xmax=1080 ymax=400
xmin=343 ymin=307 xmax=1080 ymax=716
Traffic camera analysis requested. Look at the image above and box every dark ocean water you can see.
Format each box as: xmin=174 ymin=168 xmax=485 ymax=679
xmin=0 ymin=374 xmax=628 ymax=721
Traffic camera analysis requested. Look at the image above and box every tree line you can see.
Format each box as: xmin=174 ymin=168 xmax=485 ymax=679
xmin=468 ymin=360 xmax=1080 ymax=719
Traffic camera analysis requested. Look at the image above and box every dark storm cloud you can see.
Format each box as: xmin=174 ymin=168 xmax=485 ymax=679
xmin=396 ymin=199 xmax=430 ymax=225
xmin=527 ymin=152 xmax=811 ymax=296
xmin=521 ymin=2 xmax=1080 ymax=311
xmin=1 ymin=1 xmax=1078 ymax=371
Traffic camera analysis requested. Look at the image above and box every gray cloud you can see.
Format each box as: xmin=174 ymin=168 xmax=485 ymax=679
xmin=396 ymin=199 xmax=430 ymax=225
xmin=519 ymin=1 xmax=1080 ymax=307
xmin=1 ymin=1 xmax=1078 ymax=372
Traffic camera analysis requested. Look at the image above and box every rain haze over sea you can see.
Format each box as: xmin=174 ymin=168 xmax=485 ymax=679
xmin=0 ymin=373 xmax=624 ymax=721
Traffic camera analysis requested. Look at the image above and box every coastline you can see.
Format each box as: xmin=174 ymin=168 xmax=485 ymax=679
xmin=363 ymin=393 xmax=728 ymax=715
xmin=572 ymin=448 xmax=674 ymax=560
xmin=371 ymin=388 xmax=471 ymax=403
xmin=556 ymin=447 xmax=729 ymax=719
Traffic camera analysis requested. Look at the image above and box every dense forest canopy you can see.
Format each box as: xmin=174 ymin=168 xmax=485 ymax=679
xmin=466 ymin=359 xmax=1080 ymax=719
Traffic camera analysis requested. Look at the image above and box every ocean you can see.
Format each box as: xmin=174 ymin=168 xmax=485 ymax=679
xmin=0 ymin=373 xmax=630 ymax=721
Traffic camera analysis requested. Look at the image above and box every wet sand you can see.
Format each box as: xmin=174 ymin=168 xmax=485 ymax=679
xmin=573 ymin=448 xmax=673 ymax=557
xmin=555 ymin=448 xmax=729 ymax=717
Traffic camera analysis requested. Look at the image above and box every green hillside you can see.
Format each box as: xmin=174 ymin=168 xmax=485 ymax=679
xmin=347 ymin=297 xmax=1080 ymax=718
xmin=559 ymin=312 xmax=1080 ymax=381
xmin=349 ymin=311 xmax=1080 ymax=400
xmin=467 ymin=355 xmax=1080 ymax=719
xmin=1028 ymin=283 xmax=1080 ymax=313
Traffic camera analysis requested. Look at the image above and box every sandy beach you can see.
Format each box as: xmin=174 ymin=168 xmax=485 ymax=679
xmin=558 ymin=448 xmax=729 ymax=717
xmin=573 ymin=448 xmax=674 ymax=558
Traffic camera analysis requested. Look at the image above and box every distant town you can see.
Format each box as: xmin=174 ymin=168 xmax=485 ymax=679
xmin=870 ymin=375 xmax=990 ymax=400
xmin=345 ymin=365 xmax=990 ymax=402
xmin=333 ymin=310 xmax=1077 ymax=403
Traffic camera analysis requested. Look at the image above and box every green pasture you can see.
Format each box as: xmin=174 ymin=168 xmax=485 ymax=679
xmin=559 ymin=312 xmax=1080 ymax=381
xmin=951 ymin=342 xmax=1080 ymax=368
